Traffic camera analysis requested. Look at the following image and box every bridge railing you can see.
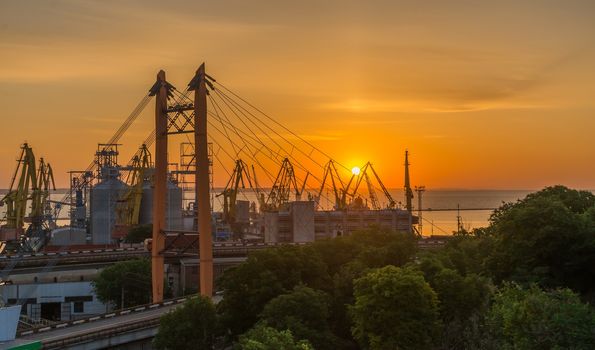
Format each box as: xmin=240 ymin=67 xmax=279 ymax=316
xmin=42 ymin=318 xmax=160 ymax=350
xmin=17 ymin=295 xmax=193 ymax=338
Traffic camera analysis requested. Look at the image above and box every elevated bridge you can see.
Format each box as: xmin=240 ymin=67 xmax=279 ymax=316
xmin=0 ymin=243 xmax=300 ymax=272
xmin=1 ymin=238 xmax=446 ymax=273
xmin=2 ymin=296 xmax=192 ymax=350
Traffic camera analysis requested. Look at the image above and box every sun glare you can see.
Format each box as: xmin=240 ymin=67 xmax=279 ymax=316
xmin=352 ymin=166 xmax=361 ymax=176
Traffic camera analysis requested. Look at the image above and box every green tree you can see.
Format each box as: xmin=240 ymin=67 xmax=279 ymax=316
xmin=124 ymin=224 xmax=152 ymax=243
xmin=412 ymin=243 xmax=495 ymax=348
xmin=329 ymin=261 xmax=369 ymax=347
xmin=259 ymin=285 xmax=338 ymax=350
xmin=153 ymin=296 xmax=217 ymax=350
xmin=416 ymin=258 xmax=492 ymax=323
xmin=350 ymin=266 xmax=440 ymax=350
xmin=426 ymin=266 xmax=493 ymax=348
xmin=311 ymin=227 xmax=417 ymax=275
xmin=217 ymin=245 xmax=331 ymax=338
xmin=238 ymin=324 xmax=313 ymax=350
xmin=486 ymin=283 xmax=595 ymax=350
xmin=92 ymin=259 xmax=151 ymax=308
xmin=486 ymin=186 xmax=595 ymax=294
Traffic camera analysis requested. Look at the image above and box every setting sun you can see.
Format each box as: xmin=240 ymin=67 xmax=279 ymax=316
xmin=352 ymin=166 xmax=361 ymax=176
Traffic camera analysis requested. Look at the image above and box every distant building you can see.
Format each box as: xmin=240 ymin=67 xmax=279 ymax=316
xmin=2 ymin=281 xmax=106 ymax=322
xmin=262 ymin=201 xmax=417 ymax=243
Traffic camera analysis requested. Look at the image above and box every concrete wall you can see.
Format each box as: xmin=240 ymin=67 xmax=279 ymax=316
xmin=313 ymin=209 xmax=414 ymax=238
xmin=290 ymin=201 xmax=315 ymax=243
xmin=263 ymin=211 xmax=279 ymax=243
xmin=1 ymin=282 xmax=106 ymax=321
xmin=262 ymin=205 xmax=415 ymax=243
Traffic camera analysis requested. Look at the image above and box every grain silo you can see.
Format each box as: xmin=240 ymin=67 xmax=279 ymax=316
xmin=138 ymin=175 xmax=183 ymax=231
xmin=90 ymin=168 xmax=129 ymax=245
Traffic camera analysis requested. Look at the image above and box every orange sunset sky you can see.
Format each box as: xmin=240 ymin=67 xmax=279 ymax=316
xmin=1 ymin=0 xmax=594 ymax=190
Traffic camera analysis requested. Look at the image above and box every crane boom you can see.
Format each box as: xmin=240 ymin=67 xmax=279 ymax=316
xmin=369 ymin=164 xmax=397 ymax=208
xmin=56 ymin=94 xmax=154 ymax=217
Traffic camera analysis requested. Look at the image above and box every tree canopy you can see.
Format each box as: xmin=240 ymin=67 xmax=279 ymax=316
xmin=153 ymin=296 xmax=217 ymax=350
xmin=217 ymin=228 xmax=417 ymax=343
xmin=258 ymin=285 xmax=337 ymax=350
xmin=486 ymin=283 xmax=595 ymax=349
xmin=350 ymin=266 xmax=440 ymax=350
xmin=486 ymin=186 xmax=595 ymax=294
xmin=237 ymin=324 xmax=313 ymax=350
xmin=92 ymin=258 xmax=151 ymax=309
xmin=161 ymin=186 xmax=595 ymax=349
xmin=217 ymin=245 xmax=331 ymax=337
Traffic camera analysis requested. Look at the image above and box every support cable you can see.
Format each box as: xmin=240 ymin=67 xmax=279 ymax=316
xmin=211 ymin=90 xmax=329 ymax=199
xmin=207 ymin=102 xmax=336 ymax=206
xmin=212 ymin=90 xmax=321 ymax=184
xmin=214 ymin=81 xmax=351 ymax=172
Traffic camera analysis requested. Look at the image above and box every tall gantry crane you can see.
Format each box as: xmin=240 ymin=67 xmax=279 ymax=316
xmin=344 ymin=162 xmax=397 ymax=210
xmin=317 ymin=160 xmax=346 ymax=210
xmin=117 ymin=144 xmax=152 ymax=226
xmin=34 ymin=157 xmax=56 ymax=226
xmin=217 ymin=159 xmax=254 ymax=224
xmin=0 ymin=143 xmax=55 ymax=252
xmin=264 ymin=158 xmax=309 ymax=211
xmin=24 ymin=157 xmax=56 ymax=251
xmin=1 ymin=143 xmax=37 ymax=237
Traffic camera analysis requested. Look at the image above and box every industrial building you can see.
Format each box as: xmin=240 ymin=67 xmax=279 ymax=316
xmin=262 ymin=201 xmax=416 ymax=243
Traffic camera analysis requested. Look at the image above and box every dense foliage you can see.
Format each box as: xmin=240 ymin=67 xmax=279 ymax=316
xmin=485 ymin=283 xmax=595 ymax=349
xmin=217 ymin=228 xmax=417 ymax=345
xmin=486 ymin=186 xmax=595 ymax=294
xmin=92 ymin=258 xmax=151 ymax=308
xmin=237 ymin=324 xmax=313 ymax=350
xmin=153 ymin=296 xmax=217 ymax=350
xmin=350 ymin=266 xmax=439 ymax=350
xmin=258 ymin=285 xmax=337 ymax=349
xmin=155 ymin=186 xmax=595 ymax=349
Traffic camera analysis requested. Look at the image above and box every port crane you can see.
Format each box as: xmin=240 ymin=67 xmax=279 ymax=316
xmin=117 ymin=144 xmax=153 ymax=226
xmin=263 ymin=158 xmax=309 ymax=211
xmin=217 ymin=159 xmax=254 ymax=224
xmin=317 ymin=160 xmax=346 ymax=210
xmin=0 ymin=143 xmax=55 ymax=252
xmin=0 ymin=143 xmax=37 ymax=243
xmin=343 ymin=162 xmax=397 ymax=210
